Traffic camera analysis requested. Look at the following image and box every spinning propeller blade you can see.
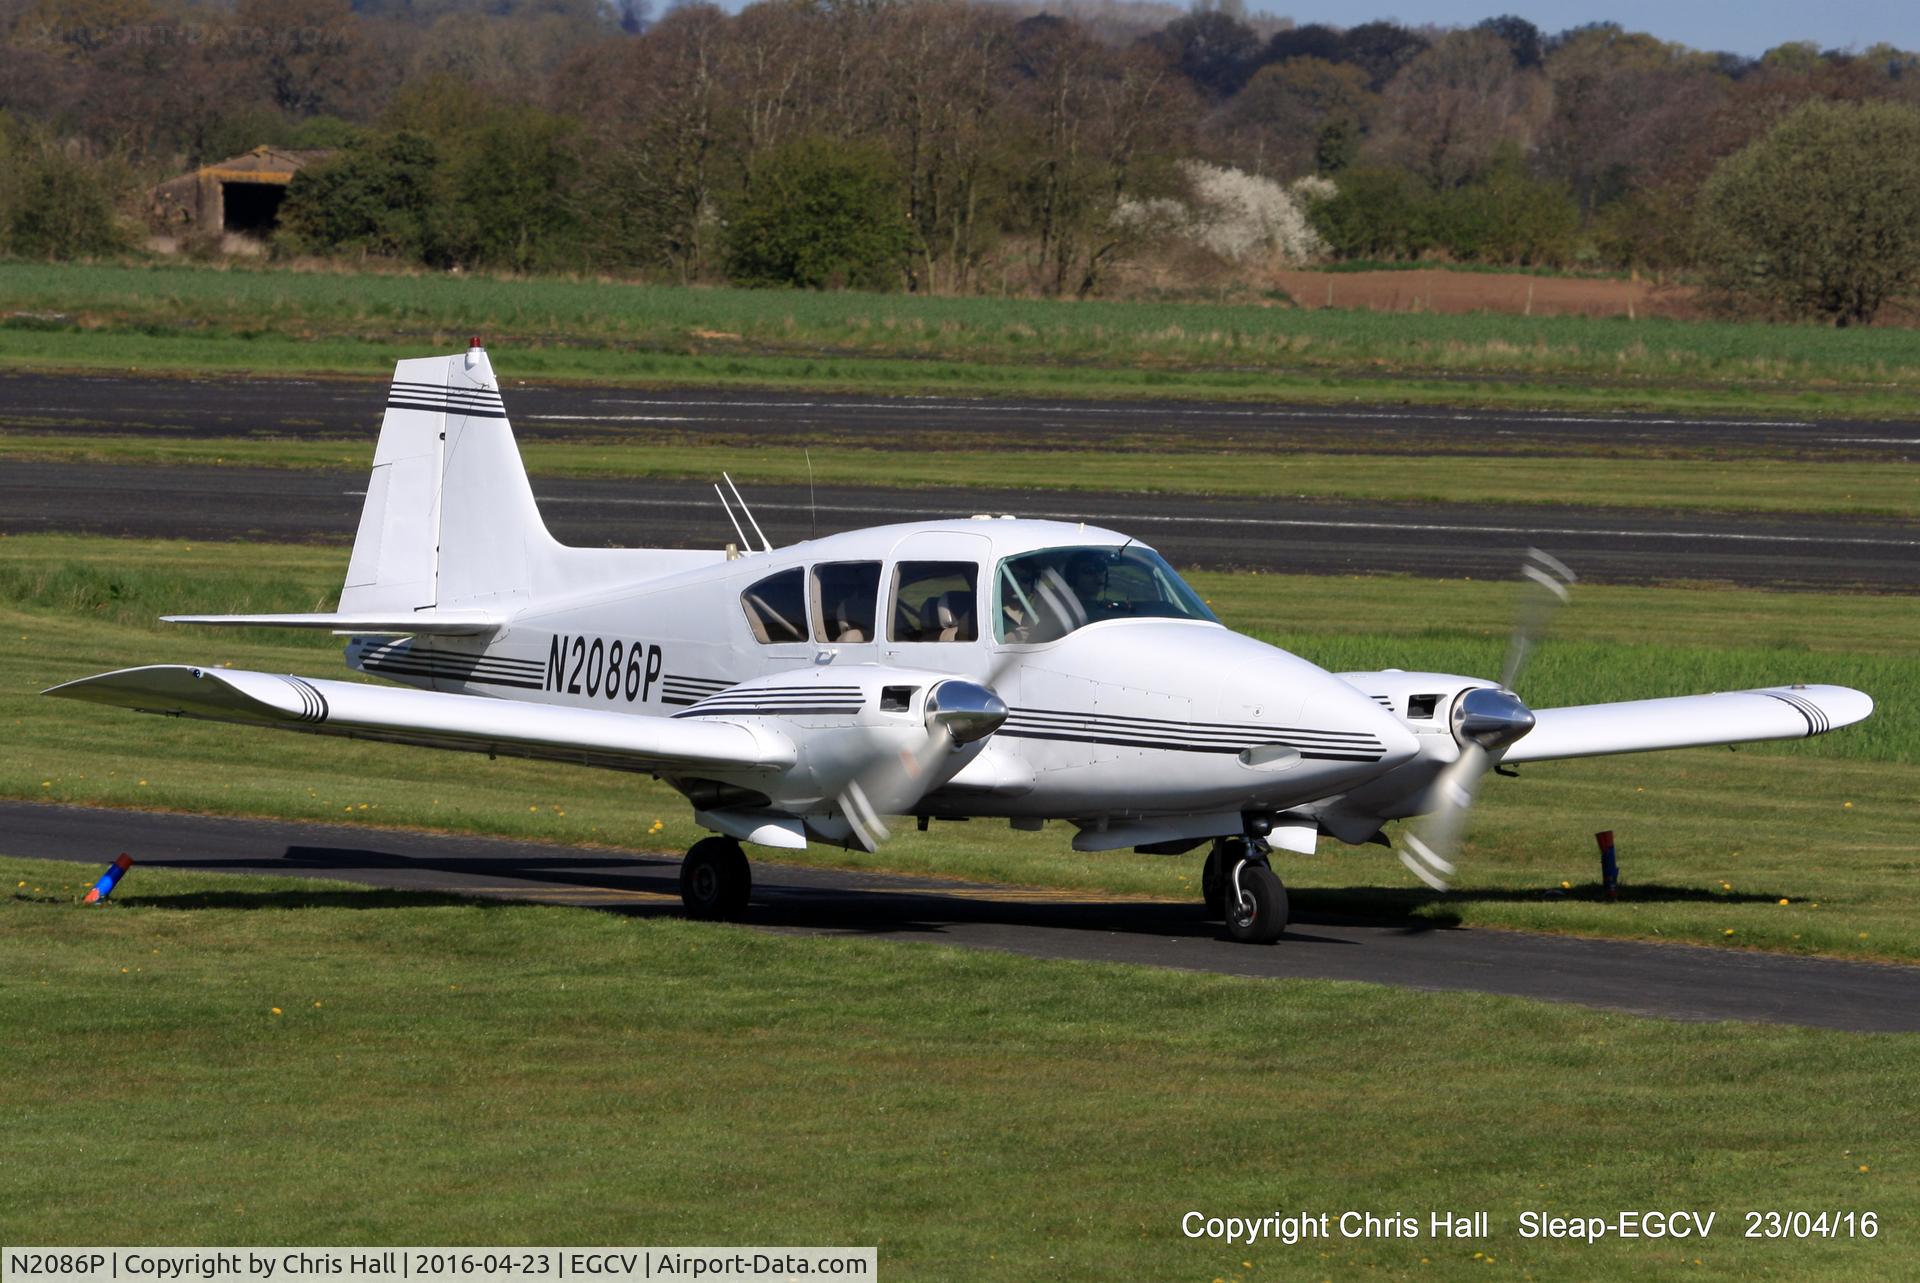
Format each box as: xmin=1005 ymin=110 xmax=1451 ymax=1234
xmin=1398 ymin=549 xmax=1574 ymax=891
xmin=837 ymin=672 xmax=1010 ymax=851
xmin=1500 ymin=547 xmax=1575 ymax=693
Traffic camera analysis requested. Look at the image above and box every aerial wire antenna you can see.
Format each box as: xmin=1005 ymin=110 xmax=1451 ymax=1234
xmin=805 ymin=447 xmax=818 ymax=540
xmin=723 ymin=472 xmax=773 ymax=552
xmin=713 ymin=482 xmax=750 ymax=551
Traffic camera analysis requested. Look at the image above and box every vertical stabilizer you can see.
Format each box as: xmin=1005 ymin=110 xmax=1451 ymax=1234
xmin=341 ymin=344 xmax=557 ymax=615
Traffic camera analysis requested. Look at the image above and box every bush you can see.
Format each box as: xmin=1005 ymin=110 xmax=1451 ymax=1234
xmin=1303 ymin=167 xmax=1435 ymax=260
xmin=0 ymin=124 xmax=126 ymax=260
xmin=1433 ymin=161 xmax=1579 ymax=267
xmin=430 ymin=112 xmax=583 ymax=273
xmin=1699 ymin=100 xmax=1920 ymax=325
xmin=278 ymin=132 xmax=439 ymax=262
xmin=724 ymin=138 xmax=910 ymax=290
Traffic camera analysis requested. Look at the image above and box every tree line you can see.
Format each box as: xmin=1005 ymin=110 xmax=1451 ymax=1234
xmin=4 ymin=0 xmax=1920 ymax=322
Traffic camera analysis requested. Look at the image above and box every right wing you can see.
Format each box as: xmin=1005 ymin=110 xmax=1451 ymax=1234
xmin=1503 ymin=684 xmax=1873 ymax=764
xmin=44 ymin=665 xmax=793 ymax=776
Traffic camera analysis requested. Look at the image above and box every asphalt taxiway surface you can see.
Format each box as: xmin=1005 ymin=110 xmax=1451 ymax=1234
xmin=9 ymin=460 xmax=1920 ymax=590
xmin=7 ymin=371 xmax=1919 ymax=588
xmin=9 ymin=801 xmax=1918 ymax=1034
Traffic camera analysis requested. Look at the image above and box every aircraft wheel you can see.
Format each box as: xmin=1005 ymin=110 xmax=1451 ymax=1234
xmin=1201 ymin=839 xmax=1240 ymax=920
xmin=681 ymin=836 xmax=752 ymax=920
xmin=1225 ymin=861 xmax=1288 ymax=944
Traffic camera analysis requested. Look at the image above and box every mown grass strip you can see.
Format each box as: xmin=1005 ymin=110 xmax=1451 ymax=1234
xmin=6 ymin=535 xmax=1912 ymax=959
xmin=1 ymin=854 xmax=1912 ymax=1279
xmin=7 ymin=431 xmax=1918 ymax=520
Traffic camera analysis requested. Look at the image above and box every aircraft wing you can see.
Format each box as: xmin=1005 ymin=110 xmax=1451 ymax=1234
xmin=1502 ymin=684 xmax=1872 ymax=764
xmin=44 ymin=665 xmax=794 ymax=775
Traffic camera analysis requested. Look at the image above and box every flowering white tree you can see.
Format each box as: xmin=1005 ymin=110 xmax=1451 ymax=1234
xmin=1117 ymin=161 xmax=1328 ymax=265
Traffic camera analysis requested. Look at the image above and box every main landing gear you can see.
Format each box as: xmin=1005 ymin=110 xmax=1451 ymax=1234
xmin=680 ymin=835 xmax=752 ymax=919
xmin=1203 ymin=835 xmax=1289 ymax=944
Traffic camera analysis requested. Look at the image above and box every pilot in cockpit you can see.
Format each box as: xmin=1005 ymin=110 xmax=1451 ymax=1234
xmin=1065 ymin=551 xmax=1109 ymax=614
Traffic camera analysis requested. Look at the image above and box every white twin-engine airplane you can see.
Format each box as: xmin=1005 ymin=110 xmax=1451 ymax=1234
xmin=48 ymin=345 xmax=1874 ymax=943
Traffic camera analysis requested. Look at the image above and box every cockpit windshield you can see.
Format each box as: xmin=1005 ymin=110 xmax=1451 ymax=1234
xmin=994 ymin=545 xmax=1218 ymax=643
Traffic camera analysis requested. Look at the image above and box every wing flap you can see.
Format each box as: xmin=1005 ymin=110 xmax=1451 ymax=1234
xmin=44 ymin=665 xmax=793 ymax=775
xmin=164 ymin=612 xmax=503 ymax=636
xmin=1504 ymin=684 xmax=1872 ymax=764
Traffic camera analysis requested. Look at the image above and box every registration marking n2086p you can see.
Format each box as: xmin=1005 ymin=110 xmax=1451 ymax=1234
xmin=545 ymin=634 xmax=663 ymax=703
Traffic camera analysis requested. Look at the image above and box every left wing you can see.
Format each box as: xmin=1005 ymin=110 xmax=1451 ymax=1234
xmin=44 ymin=665 xmax=793 ymax=776
xmin=1503 ymin=684 xmax=1872 ymax=764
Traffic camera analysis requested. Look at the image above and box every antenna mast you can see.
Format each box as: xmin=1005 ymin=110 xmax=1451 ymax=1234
xmin=805 ymin=447 xmax=818 ymax=540
xmin=713 ymin=483 xmax=750 ymax=551
xmin=723 ymin=472 xmax=774 ymax=553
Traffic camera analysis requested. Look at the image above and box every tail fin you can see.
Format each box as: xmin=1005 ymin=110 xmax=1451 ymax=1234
xmin=342 ymin=343 xmax=556 ymax=615
xmin=169 ymin=345 xmax=727 ymax=637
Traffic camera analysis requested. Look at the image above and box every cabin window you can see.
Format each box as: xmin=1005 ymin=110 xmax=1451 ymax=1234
xmin=890 ymin=561 xmax=978 ymax=643
xmin=739 ymin=567 xmax=808 ymax=644
xmin=812 ymin=561 xmax=881 ymax=644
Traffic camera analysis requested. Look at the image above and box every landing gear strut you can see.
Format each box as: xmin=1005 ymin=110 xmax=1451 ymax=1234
xmin=1205 ymin=835 xmax=1288 ymax=943
xmin=681 ymin=835 xmax=752 ymax=920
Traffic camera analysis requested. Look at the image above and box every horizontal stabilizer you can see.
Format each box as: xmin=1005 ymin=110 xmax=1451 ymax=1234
xmin=45 ymin=665 xmax=794 ymax=776
xmin=1504 ymin=684 xmax=1872 ymax=764
xmin=163 ymin=612 xmax=504 ymax=636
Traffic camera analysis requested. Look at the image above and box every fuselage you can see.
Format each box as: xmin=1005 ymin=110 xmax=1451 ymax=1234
xmin=345 ymin=518 xmax=1419 ymax=830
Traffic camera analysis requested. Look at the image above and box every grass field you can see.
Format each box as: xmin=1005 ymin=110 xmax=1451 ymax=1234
xmin=1 ymin=854 xmax=1912 ymax=1281
xmin=8 ymin=535 xmax=1914 ymax=961
xmin=7 ymin=262 xmax=1920 ymax=416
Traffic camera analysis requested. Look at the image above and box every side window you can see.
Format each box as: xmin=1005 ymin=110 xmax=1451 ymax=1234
xmin=739 ymin=567 xmax=808 ymax=644
xmin=890 ymin=561 xmax=979 ymax=643
xmin=812 ymin=561 xmax=881 ymax=644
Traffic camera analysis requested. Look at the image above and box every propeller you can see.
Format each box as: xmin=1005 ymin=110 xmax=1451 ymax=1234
xmin=838 ymin=676 xmax=1008 ymax=851
xmin=1398 ymin=548 xmax=1575 ymax=891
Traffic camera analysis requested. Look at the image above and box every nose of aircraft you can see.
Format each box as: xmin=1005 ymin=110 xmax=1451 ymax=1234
xmin=1044 ymin=621 xmax=1420 ymax=776
xmin=1206 ymin=630 xmax=1420 ymax=779
xmin=1305 ymin=668 xmax=1421 ymax=774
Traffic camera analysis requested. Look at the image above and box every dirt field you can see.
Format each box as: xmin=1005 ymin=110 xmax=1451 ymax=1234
xmin=1271 ymin=267 xmax=1702 ymax=319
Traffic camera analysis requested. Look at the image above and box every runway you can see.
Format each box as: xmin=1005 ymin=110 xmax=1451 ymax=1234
xmin=9 ymin=801 xmax=1918 ymax=1034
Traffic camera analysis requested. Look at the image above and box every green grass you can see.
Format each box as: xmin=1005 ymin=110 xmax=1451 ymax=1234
xmin=1 ymin=854 xmax=1912 ymax=1280
xmin=7 ymin=431 xmax=1918 ymax=520
xmin=6 ymin=535 xmax=1916 ymax=960
xmin=7 ymin=261 xmax=1920 ymax=416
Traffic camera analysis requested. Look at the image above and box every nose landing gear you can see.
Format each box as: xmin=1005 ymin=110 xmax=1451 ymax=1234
xmin=1204 ymin=835 xmax=1288 ymax=944
xmin=681 ymin=835 xmax=752 ymax=919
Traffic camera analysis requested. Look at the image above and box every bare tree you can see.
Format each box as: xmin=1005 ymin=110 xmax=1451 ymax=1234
xmin=1369 ymin=28 xmax=1548 ymax=188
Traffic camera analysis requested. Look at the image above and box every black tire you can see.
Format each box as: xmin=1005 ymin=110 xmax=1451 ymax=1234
xmin=681 ymin=836 xmax=751 ymax=920
xmin=1225 ymin=863 xmax=1288 ymax=944
xmin=1202 ymin=841 xmax=1239 ymax=920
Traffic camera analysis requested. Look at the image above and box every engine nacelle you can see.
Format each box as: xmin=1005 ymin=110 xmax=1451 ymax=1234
xmin=1305 ymin=670 xmax=1507 ymax=844
xmin=1334 ymin=670 xmax=1499 ymax=752
xmin=670 ymin=664 xmax=999 ymax=810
